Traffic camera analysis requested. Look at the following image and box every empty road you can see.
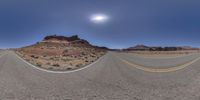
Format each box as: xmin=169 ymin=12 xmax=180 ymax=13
xmin=1 ymin=50 xmax=200 ymax=100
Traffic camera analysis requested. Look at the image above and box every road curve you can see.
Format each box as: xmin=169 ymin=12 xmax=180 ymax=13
xmin=115 ymin=53 xmax=200 ymax=73
xmin=1 ymin=51 xmax=200 ymax=100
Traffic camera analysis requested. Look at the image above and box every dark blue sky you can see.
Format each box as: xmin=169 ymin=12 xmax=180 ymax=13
xmin=0 ymin=0 xmax=200 ymax=49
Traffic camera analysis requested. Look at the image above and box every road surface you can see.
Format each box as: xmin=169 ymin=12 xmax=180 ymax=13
xmin=1 ymin=50 xmax=200 ymax=100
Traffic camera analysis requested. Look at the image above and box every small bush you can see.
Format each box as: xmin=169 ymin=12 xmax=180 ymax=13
xmin=67 ymin=68 xmax=72 ymax=70
xmin=46 ymin=62 xmax=51 ymax=65
xmin=69 ymin=63 xmax=72 ymax=66
xmin=90 ymin=55 xmax=95 ymax=57
xmin=52 ymin=64 xmax=60 ymax=67
xmin=30 ymin=55 xmax=39 ymax=59
xmin=31 ymin=55 xmax=34 ymax=58
xmin=76 ymin=64 xmax=82 ymax=67
xmin=36 ymin=63 xmax=42 ymax=67
xmin=48 ymin=67 xmax=53 ymax=70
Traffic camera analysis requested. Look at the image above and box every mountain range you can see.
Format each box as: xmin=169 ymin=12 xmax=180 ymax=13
xmin=124 ymin=45 xmax=199 ymax=51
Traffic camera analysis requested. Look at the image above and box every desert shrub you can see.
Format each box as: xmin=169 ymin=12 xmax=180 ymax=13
xmin=30 ymin=55 xmax=39 ymax=59
xmin=31 ymin=55 xmax=34 ymax=58
xmin=63 ymin=54 xmax=69 ymax=57
xmin=76 ymin=64 xmax=82 ymax=67
xmin=50 ymin=57 xmax=54 ymax=60
xmin=52 ymin=64 xmax=60 ymax=67
xmin=50 ymin=57 xmax=59 ymax=61
xmin=81 ymin=52 xmax=86 ymax=56
xmin=63 ymin=49 xmax=68 ymax=53
xmin=67 ymin=68 xmax=72 ymax=70
xmin=69 ymin=63 xmax=72 ymax=66
xmin=90 ymin=55 xmax=95 ymax=57
xmin=48 ymin=67 xmax=53 ymax=70
xmin=36 ymin=63 xmax=42 ymax=67
xmin=46 ymin=62 xmax=51 ymax=65
xmin=61 ymin=58 xmax=69 ymax=62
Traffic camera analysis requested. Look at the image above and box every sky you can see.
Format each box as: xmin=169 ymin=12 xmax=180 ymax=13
xmin=0 ymin=0 xmax=200 ymax=49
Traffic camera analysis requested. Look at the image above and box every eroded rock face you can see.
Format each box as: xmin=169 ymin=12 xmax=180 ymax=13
xmin=41 ymin=35 xmax=91 ymax=47
xmin=16 ymin=35 xmax=107 ymax=71
xmin=43 ymin=35 xmax=80 ymax=42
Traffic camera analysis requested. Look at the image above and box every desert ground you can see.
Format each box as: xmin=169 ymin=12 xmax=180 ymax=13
xmin=16 ymin=46 xmax=106 ymax=71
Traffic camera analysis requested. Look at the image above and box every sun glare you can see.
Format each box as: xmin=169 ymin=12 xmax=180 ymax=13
xmin=90 ymin=14 xmax=108 ymax=23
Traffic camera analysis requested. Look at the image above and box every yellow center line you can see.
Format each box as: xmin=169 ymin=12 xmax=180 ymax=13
xmin=132 ymin=53 xmax=194 ymax=59
xmin=116 ymin=55 xmax=200 ymax=73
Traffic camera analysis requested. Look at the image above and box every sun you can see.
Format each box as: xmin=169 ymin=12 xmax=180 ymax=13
xmin=90 ymin=14 xmax=109 ymax=23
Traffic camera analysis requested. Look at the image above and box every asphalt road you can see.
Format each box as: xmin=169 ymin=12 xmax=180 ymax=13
xmin=116 ymin=53 xmax=200 ymax=68
xmin=1 ymin=50 xmax=200 ymax=100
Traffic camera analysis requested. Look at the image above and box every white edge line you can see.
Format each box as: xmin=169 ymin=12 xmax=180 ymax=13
xmin=14 ymin=52 xmax=106 ymax=74
xmin=0 ymin=53 xmax=6 ymax=58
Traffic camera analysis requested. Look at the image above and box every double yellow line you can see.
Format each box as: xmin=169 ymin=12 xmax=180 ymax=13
xmin=117 ymin=55 xmax=200 ymax=73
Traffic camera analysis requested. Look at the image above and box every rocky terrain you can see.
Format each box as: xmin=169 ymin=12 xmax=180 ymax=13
xmin=16 ymin=35 xmax=107 ymax=71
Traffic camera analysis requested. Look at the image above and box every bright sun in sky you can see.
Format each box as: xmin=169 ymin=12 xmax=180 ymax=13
xmin=90 ymin=14 xmax=109 ymax=23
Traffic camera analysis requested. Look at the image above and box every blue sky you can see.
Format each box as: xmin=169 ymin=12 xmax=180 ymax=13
xmin=0 ymin=0 xmax=200 ymax=49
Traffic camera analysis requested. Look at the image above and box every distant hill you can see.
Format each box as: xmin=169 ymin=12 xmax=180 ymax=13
xmin=126 ymin=45 xmax=149 ymax=51
xmin=124 ymin=45 xmax=199 ymax=51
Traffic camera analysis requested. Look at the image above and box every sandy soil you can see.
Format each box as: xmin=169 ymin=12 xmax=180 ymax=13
xmin=16 ymin=42 xmax=106 ymax=71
